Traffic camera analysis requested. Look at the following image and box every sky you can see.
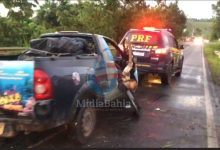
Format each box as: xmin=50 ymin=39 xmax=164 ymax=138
xmin=0 ymin=0 xmax=218 ymax=19
xmin=146 ymin=0 xmax=217 ymax=19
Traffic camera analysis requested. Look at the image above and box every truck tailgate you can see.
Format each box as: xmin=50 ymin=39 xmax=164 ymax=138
xmin=0 ymin=61 xmax=34 ymax=116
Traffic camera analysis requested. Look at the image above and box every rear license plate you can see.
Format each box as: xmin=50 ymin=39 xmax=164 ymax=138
xmin=0 ymin=123 xmax=5 ymax=135
xmin=136 ymin=64 xmax=151 ymax=67
xmin=133 ymin=52 xmax=144 ymax=56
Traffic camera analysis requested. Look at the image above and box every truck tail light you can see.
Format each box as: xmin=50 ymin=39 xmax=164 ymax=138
xmin=34 ymin=69 xmax=53 ymax=101
xmin=155 ymin=48 xmax=167 ymax=54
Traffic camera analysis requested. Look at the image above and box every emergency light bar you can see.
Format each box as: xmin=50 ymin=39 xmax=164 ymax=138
xmin=143 ymin=27 xmax=156 ymax=31
xmin=143 ymin=27 xmax=172 ymax=32
xmin=59 ymin=31 xmax=79 ymax=34
xmin=157 ymin=28 xmax=172 ymax=32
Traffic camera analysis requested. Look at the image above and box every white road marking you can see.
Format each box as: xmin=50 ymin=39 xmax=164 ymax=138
xmin=202 ymin=44 xmax=219 ymax=148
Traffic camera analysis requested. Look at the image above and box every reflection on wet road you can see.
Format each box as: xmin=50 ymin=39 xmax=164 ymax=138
xmin=1 ymin=43 xmax=220 ymax=148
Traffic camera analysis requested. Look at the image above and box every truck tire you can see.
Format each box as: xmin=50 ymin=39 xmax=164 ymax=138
xmin=67 ymin=89 xmax=97 ymax=145
xmin=161 ymin=64 xmax=172 ymax=86
xmin=75 ymin=106 xmax=96 ymax=144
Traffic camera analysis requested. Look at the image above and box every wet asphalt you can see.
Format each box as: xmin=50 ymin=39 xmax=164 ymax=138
xmin=1 ymin=43 xmax=220 ymax=148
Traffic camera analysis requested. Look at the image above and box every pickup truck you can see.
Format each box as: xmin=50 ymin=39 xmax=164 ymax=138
xmin=0 ymin=31 xmax=140 ymax=144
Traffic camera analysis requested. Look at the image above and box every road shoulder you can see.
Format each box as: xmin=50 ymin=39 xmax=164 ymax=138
xmin=203 ymin=45 xmax=220 ymax=147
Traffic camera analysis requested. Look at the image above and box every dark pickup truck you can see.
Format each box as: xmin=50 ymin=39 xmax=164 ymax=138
xmin=0 ymin=31 xmax=139 ymax=144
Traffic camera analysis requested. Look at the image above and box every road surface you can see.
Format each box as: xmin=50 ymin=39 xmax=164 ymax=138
xmin=1 ymin=43 xmax=220 ymax=148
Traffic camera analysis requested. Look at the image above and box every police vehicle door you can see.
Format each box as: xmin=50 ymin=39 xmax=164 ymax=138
xmin=169 ymin=36 xmax=180 ymax=69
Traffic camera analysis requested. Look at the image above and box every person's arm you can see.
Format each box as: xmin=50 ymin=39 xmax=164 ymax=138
xmin=122 ymin=41 xmax=133 ymax=81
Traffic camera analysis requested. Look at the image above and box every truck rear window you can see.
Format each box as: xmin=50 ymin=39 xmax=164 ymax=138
xmin=126 ymin=31 xmax=162 ymax=46
xmin=30 ymin=36 xmax=97 ymax=55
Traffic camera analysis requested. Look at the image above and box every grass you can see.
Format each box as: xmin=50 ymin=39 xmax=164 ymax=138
xmin=204 ymin=42 xmax=220 ymax=85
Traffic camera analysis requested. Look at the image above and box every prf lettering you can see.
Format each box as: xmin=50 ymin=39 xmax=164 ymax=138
xmin=130 ymin=34 xmax=152 ymax=42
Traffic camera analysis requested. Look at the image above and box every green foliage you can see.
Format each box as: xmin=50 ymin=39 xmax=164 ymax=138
xmin=0 ymin=0 xmax=187 ymax=46
xmin=211 ymin=0 xmax=220 ymax=40
xmin=204 ymin=42 xmax=220 ymax=85
xmin=126 ymin=2 xmax=186 ymax=39
xmin=0 ymin=0 xmax=44 ymax=46
xmin=0 ymin=16 xmax=47 ymax=46
xmin=186 ymin=19 xmax=213 ymax=39
xmin=195 ymin=28 xmax=202 ymax=36
xmin=0 ymin=0 xmax=37 ymax=19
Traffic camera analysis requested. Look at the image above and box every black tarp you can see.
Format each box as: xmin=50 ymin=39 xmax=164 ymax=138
xmin=30 ymin=37 xmax=91 ymax=54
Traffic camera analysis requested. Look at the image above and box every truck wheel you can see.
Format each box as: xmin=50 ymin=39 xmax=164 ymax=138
xmin=161 ymin=64 xmax=172 ymax=86
xmin=75 ymin=106 xmax=96 ymax=144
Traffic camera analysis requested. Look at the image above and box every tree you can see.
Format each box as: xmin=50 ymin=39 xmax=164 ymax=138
xmin=0 ymin=0 xmax=41 ymax=46
xmin=211 ymin=0 xmax=220 ymax=40
xmin=0 ymin=0 xmax=38 ymax=20
xmin=35 ymin=0 xmax=60 ymax=28
xmin=155 ymin=0 xmax=166 ymax=5
xmin=195 ymin=28 xmax=202 ymax=36
xmin=127 ymin=1 xmax=186 ymax=39
xmin=0 ymin=0 xmax=187 ymax=46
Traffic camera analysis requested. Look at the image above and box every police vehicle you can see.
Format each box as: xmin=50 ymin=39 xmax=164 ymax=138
xmin=119 ymin=27 xmax=184 ymax=85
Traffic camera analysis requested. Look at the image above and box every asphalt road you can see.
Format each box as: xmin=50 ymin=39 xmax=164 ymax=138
xmin=1 ymin=43 xmax=220 ymax=148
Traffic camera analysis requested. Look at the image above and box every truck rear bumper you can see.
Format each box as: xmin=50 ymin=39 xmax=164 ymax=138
xmin=0 ymin=100 xmax=62 ymax=138
xmin=0 ymin=118 xmax=52 ymax=137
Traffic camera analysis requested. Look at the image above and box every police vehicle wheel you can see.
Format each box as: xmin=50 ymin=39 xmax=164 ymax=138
xmin=176 ymin=60 xmax=183 ymax=77
xmin=75 ymin=106 xmax=96 ymax=144
xmin=161 ymin=64 xmax=172 ymax=85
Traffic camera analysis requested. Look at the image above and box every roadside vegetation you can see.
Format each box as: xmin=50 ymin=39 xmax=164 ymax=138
xmin=186 ymin=18 xmax=213 ymax=39
xmin=211 ymin=0 xmax=220 ymax=41
xmin=202 ymin=0 xmax=220 ymax=85
xmin=0 ymin=0 xmax=186 ymax=47
xmin=204 ymin=42 xmax=220 ymax=85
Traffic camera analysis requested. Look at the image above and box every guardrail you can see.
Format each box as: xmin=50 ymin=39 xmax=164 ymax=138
xmin=214 ymin=51 xmax=220 ymax=58
xmin=0 ymin=47 xmax=27 ymax=60
xmin=0 ymin=47 xmax=26 ymax=56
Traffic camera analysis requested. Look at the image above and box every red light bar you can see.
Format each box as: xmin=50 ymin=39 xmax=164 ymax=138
xmin=142 ymin=27 xmax=172 ymax=32
xmin=143 ymin=27 xmax=156 ymax=31
xmin=157 ymin=28 xmax=172 ymax=32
